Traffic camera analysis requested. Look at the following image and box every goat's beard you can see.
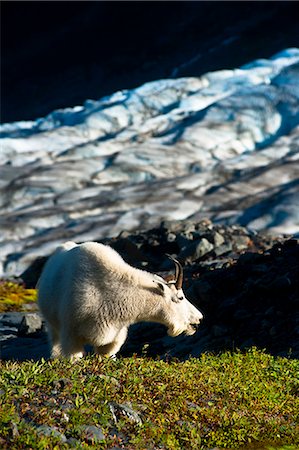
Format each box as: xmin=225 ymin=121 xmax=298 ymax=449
xmin=185 ymin=324 xmax=197 ymax=336
xmin=167 ymin=326 xmax=185 ymax=337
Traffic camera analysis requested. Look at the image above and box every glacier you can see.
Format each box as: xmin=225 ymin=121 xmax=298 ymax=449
xmin=0 ymin=48 xmax=299 ymax=277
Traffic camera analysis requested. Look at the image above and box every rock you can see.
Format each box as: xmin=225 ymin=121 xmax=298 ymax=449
xmin=36 ymin=425 xmax=67 ymax=443
xmin=0 ymin=312 xmax=25 ymax=329
xmin=214 ymin=242 xmax=233 ymax=257
xmin=195 ymin=239 xmax=214 ymax=259
xmin=66 ymin=437 xmax=80 ymax=446
xmin=178 ymin=238 xmax=214 ymax=261
xmin=18 ymin=313 xmax=43 ymax=336
xmin=213 ymin=232 xmax=225 ymax=247
xmin=20 ymin=256 xmax=47 ymax=288
xmin=232 ymin=235 xmax=251 ymax=251
xmin=109 ymin=402 xmax=143 ymax=425
xmin=79 ymin=425 xmax=105 ymax=443
xmin=109 ymin=238 xmax=148 ymax=268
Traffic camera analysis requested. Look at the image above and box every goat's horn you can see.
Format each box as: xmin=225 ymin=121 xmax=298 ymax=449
xmin=166 ymin=254 xmax=183 ymax=290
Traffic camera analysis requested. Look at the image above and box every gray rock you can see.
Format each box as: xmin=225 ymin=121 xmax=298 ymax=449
xmin=0 ymin=326 xmax=18 ymax=342
xmin=195 ymin=239 xmax=214 ymax=259
xmin=110 ymin=238 xmax=147 ymax=267
xmin=178 ymin=237 xmax=214 ymax=261
xmin=109 ymin=401 xmax=143 ymax=425
xmin=0 ymin=312 xmax=25 ymax=328
xmin=66 ymin=437 xmax=81 ymax=446
xmin=36 ymin=425 xmax=67 ymax=443
xmin=79 ymin=425 xmax=105 ymax=443
xmin=20 ymin=256 xmax=47 ymax=289
xmin=213 ymin=231 xmax=225 ymax=247
xmin=18 ymin=313 xmax=43 ymax=336
xmin=214 ymin=242 xmax=233 ymax=256
xmin=232 ymin=235 xmax=251 ymax=251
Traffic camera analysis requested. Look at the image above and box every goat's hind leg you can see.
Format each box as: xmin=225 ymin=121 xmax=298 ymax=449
xmin=46 ymin=323 xmax=62 ymax=358
xmin=60 ymin=328 xmax=84 ymax=361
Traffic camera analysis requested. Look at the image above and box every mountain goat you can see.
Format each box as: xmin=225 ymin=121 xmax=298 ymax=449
xmin=37 ymin=241 xmax=203 ymax=359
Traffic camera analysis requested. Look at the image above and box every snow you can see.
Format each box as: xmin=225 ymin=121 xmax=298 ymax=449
xmin=0 ymin=48 xmax=298 ymax=276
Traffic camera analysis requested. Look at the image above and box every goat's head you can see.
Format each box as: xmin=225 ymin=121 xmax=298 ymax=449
xmin=153 ymin=256 xmax=203 ymax=337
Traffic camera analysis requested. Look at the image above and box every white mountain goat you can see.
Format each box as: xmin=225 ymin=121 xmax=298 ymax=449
xmin=37 ymin=241 xmax=203 ymax=359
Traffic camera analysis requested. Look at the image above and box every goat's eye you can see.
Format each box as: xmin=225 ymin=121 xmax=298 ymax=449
xmin=157 ymin=282 xmax=165 ymax=293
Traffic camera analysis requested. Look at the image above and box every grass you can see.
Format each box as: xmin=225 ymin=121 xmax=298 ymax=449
xmin=0 ymin=281 xmax=37 ymax=312
xmin=0 ymin=348 xmax=298 ymax=449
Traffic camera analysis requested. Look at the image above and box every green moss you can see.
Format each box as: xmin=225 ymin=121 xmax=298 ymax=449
xmin=0 ymin=349 xmax=298 ymax=449
xmin=0 ymin=281 xmax=37 ymax=312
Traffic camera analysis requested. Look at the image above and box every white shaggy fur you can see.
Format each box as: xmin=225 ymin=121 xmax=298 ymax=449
xmin=37 ymin=241 xmax=203 ymax=359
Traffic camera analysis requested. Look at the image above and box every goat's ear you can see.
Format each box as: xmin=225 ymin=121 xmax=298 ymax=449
xmin=163 ymin=274 xmax=176 ymax=283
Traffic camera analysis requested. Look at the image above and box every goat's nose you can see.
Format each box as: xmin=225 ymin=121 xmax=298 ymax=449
xmin=195 ymin=312 xmax=203 ymax=322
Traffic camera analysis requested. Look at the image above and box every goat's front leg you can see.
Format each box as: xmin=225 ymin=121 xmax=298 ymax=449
xmin=95 ymin=327 xmax=128 ymax=358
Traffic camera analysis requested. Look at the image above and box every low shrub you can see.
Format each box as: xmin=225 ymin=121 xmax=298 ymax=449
xmin=0 ymin=281 xmax=37 ymax=312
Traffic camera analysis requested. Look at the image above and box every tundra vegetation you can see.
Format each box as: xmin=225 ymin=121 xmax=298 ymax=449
xmin=0 ymin=281 xmax=37 ymax=312
xmin=0 ymin=342 xmax=298 ymax=449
